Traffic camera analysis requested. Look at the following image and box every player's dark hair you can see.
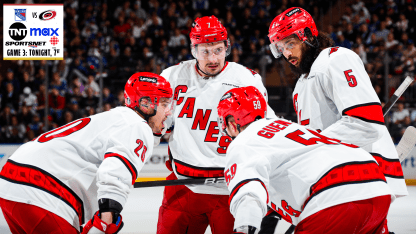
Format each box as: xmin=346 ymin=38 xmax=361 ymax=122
xmin=288 ymin=28 xmax=335 ymax=78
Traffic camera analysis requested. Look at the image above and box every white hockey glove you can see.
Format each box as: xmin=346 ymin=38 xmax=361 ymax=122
xmin=233 ymin=225 xmax=259 ymax=234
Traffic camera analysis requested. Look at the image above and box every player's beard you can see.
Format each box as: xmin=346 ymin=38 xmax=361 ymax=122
xmin=287 ymin=44 xmax=317 ymax=78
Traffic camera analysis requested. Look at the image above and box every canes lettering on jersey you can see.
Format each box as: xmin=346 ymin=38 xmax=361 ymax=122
xmin=177 ymin=96 xmax=232 ymax=153
xmin=174 ymin=85 xmax=188 ymax=105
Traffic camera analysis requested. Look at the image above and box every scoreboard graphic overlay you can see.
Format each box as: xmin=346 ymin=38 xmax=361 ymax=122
xmin=3 ymin=4 xmax=63 ymax=60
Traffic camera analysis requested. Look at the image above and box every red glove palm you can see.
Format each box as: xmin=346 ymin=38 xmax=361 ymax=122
xmin=81 ymin=211 xmax=123 ymax=234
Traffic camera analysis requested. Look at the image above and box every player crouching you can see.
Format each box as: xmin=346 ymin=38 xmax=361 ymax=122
xmin=217 ymin=86 xmax=394 ymax=234
xmin=0 ymin=72 xmax=172 ymax=234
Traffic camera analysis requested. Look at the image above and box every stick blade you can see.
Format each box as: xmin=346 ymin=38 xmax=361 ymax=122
xmin=397 ymin=126 xmax=416 ymax=162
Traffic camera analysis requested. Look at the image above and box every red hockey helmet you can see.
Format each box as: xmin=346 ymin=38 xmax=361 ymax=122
xmin=217 ymin=86 xmax=267 ymax=135
xmin=268 ymin=7 xmax=318 ymax=58
xmin=124 ymin=72 xmax=173 ymax=119
xmin=190 ymin=15 xmax=231 ymax=59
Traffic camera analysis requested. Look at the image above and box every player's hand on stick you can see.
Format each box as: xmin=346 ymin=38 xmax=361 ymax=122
xmin=233 ymin=225 xmax=259 ymax=234
xmin=81 ymin=211 xmax=124 ymax=234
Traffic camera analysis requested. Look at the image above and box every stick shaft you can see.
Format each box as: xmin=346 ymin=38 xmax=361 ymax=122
xmin=134 ymin=177 xmax=225 ymax=188
xmin=382 ymin=76 xmax=414 ymax=116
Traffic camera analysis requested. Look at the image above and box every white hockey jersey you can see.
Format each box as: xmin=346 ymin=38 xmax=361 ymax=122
xmin=0 ymin=107 xmax=153 ymax=230
xmin=226 ymin=118 xmax=393 ymax=229
xmin=292 ymin=47 xmax=407 ymax=197
xmin=161 ymin=60 xmax=276 ymax=195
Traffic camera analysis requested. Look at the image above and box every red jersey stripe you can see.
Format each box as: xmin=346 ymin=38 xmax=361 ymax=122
xmin=0 ymin=160 xmax=85 ymax=225
xmin=173 ymin=159 xmax=224 ymax=178
xmin=104 ymin=153 xmax=137 ymax=184
xmin=342 ymin=102 xmax=384 ymax=124
xmin=371 ymin=153 xmax=404 ymax=179
xmin=303 ymin=161 xmax=386 ymax=210
xmin=228 ymin=179 xmax=269 ymax=206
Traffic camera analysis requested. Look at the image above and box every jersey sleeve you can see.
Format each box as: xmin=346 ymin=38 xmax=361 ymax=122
xmin=320 ymin=49 xmax=386 ymax=148
xmin=226 ymin=140 xmax=270 ymax=230
xmin=96 ymin=122 xmax=153 ymax=208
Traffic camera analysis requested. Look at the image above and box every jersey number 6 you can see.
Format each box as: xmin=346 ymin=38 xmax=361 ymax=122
xmin=344 ymin=69 xmax=357 ymax=87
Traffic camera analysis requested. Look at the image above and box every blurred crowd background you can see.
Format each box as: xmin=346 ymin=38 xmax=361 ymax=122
xmin=0 ymin=0 xmax=415 ymax=144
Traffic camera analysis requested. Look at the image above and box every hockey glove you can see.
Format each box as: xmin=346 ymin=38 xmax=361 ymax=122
xmin=81 ymin=211 xmax=123 ymax=234
xmin=259 ymin=209 xmax=281 ymax=234
xmin=233 ymin=225 xmax=259 ymax=234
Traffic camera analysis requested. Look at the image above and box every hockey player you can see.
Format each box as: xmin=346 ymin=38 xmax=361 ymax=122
xmin=266 ymin=7 xmax=407 ymax=233
xmin=217 ymin=86 xmax=394 ymax=234
xmin=156 ymin=16 xmax=276 ymax=234
xmin=0 ymin=72 xmax=173 ymax=234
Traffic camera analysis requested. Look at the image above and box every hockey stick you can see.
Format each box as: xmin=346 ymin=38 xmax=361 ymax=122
xmin=396 ymin=126 xmax=416 ymax=162
xmin=134 ymin=176 xmax=225 ymax=188
xmin=382 ymin=76 xmax=414 ymax=116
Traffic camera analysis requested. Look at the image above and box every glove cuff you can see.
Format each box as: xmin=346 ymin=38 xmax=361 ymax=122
xmin=99 ymin=198 xmax=123 ymax=214
xmin=233 ymin=225 xmax=258 ymax=234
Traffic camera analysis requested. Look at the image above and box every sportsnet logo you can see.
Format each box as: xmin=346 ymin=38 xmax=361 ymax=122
xmin=15 ymin=9 xmax=26 ymax=21
xmin=139 ymin=76 xmax=157 ymax=83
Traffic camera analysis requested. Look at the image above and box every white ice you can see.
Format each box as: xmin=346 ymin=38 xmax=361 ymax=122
xmin=1 ymin=186 xmax=415 ymax=234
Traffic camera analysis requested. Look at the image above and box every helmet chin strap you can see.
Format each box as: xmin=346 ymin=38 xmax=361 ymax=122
xmin=225 ymin=123 xmax=241 ymax=140
xmin=196 ymin=60 xmax=226 ymax=78
xmin=135 ymin=106 xmax=156 ymax=122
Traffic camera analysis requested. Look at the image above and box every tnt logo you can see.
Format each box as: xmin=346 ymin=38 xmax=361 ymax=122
xmin=30 ymin=28 xmax=59 ymax=36
xmin=50 ymin=36 xmax=59 ymax=46
xmin=15 ymin=9 xmax=26 ymax=21
xmin=9 ymin=23 xmax=27 ymax=41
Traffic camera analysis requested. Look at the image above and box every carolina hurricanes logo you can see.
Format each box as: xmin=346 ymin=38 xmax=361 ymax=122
xmin=39 ymin=10 xmax=57 ymax=21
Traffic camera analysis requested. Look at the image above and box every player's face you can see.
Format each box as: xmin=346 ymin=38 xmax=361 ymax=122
xmin=148 ymin=98 xmax=173 ymax=133
xmin=224 ymin=116 xmax=239 ymax=138
xmin=195 ymin=41 xmax=227 ymax=76
xmin=274 ymin=35 xmax=304 ymax=67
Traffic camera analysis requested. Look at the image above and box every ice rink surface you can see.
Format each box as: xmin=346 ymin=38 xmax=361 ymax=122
xmin=1 ymin=186 xmax=415 ymax=234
